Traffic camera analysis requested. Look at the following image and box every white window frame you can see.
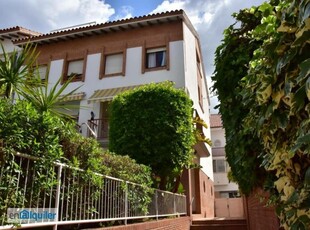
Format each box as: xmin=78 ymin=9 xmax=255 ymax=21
xmin=38 ymin=65 xmax=48 ymax=82
xmin=213 ymin=159 xmax=227 ymax=173
xmin=104 ymin=53 xmax=123 ymax=76
xmin=146 ymin=47 xmax=167 ymax=69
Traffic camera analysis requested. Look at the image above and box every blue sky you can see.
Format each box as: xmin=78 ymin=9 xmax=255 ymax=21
xmin=105 ymin=0 xmax=164 ymax=18
xmin=0 ymin=0 xmax=265 ymax=111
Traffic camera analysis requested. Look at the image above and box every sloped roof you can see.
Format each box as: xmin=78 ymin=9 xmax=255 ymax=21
xmin=0 ymin=26 xmax=41 ymax=40
xmin=210 ymin=114 xmax=222 ymax=128
xmin=13 ymin=10 xmax=198 ymax=46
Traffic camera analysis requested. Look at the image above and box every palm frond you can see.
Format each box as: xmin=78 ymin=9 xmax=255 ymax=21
xmin=20 ymin=72 xmax=82 ymax=118
xmin=0 ymin=43 xmax=38 ymax=99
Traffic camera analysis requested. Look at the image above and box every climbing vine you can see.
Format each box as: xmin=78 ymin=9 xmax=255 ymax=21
xmin=213 ymin=0 xmax=310 ymax=229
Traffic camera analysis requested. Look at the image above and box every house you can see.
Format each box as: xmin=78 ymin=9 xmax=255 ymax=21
xmin=3 ymin=10 xmax=214 ymax=218
xmin=210 ymin=114 xmax=239 ymax=198
xmin=0 ymin=26 xmax=41 ymax=53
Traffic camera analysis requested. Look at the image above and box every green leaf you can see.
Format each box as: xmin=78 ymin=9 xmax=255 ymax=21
xmin=298 ymin=215 xmax=310 ymax=227
xmin=299 ymin=0 xmax=310 ymax=23
xmin=292 ymin=31 xmax=310 ymax=47
xmin=286 ymin=209 xmax=296 ymax=219
xmin=286 ymin=190 xmax=298 ymax=205
xmin=297 ymin=134 xmax=310 ymax=145
xmin=297 ymin=59 xmax=310 ymax=84
xmin=276 ymin=48 xmax=298 ymax=75
xmin=258 ymin=2 xmax=273 ymax=14
xmin=292 ymin=85 xmax=306 ymax=112
xmin=305 ymin=167 xmax=310 ymax=186
xmin=306 ymin=76 xmax=310 ymax=100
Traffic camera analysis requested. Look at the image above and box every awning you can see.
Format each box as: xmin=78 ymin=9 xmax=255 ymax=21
xmin=88 ymin=85 xmax=139 ymax=103
xmin=60 ymin=92 xmax=86 ymax=102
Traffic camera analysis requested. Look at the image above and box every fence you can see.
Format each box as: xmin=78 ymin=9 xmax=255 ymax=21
xmin=0 ymin=153 xmax=186 ymax=230
xmin=87 ymin=118 xmax=109 ymax=139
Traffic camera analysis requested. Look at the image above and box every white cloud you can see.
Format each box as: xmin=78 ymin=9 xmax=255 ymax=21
xmin=113 ymin=6 xmax=134 ymax=21
xmin=0 ymin=0 xmax=115 ymax=32
xmin=151 ymin=0 xmax=265 ymax=112
xmin=0 ymin=0 xmax=265 ymax=112
xmin=151 ymin=0 xmax=188 ymax=14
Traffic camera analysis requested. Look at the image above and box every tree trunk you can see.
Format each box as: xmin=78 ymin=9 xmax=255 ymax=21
xmin=159 ymin=176 xmax=167 ymax=190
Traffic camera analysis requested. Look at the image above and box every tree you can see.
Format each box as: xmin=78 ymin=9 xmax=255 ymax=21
xmin=0 ymin=44 xmax=37 ymax=100
xmin=21 ymin=74 xmax=81 ymax=118
xmin=213 ymin=0 xmax=310 ymax=229
xmin=109 ymin=82 xmax=196 ymax=190
xmin=212 ymin=6 xmax=267 ymax=194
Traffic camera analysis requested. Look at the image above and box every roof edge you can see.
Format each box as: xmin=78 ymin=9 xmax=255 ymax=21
xmin=13 ymin=10 xmax=185 ymax=46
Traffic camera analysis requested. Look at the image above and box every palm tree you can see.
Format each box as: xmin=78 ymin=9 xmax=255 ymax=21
xmin=0 ymin=43 xmax=38 ymax=100
xmin=20 ymin=72 xmax=82 ymax=118
xmin=0 ymin=43 xmax=82 ymax=119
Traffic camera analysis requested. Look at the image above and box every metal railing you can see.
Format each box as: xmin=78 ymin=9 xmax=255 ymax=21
xmin=87 ymin=119 xmax=109 ymax=139
xmin=0 ymin=153 xmax=186 ymax=229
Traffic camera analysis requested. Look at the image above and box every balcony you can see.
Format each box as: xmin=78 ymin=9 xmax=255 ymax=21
xmin=87 ymin=118 xmax=109 ymax=140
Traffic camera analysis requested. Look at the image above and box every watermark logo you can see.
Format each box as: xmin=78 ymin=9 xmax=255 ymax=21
xmin=7 ymin=208 xmax=57 ymax=223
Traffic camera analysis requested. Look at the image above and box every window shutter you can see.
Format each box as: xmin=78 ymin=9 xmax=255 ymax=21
xmin=105 ymin=53 xmax=123 ymax=75
xmin=68 ymin=60 xmax=83 ymax=75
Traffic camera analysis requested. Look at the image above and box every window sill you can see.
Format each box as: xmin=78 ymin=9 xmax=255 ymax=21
xmin=63 ymin=75 xmax=83 ymax=83
xmin=144 ymin=66 xmax=168 ymax=72
xmin=101 ymin=72 xmax=124 ymax=78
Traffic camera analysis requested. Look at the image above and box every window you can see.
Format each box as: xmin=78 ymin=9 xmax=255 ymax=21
xmin=146 ymin=47 xmax=166 ymax=69
xmin=214 ymin=139 xmax=221 ymax=147
xmin=104 ymin=53 xmax=123 ymax=76
xmin=64 ymin=59 xmax=84 ymax=82
xmin=38 ymin=65 xmax=48 ymax=82
xmin=198 ymin=84 xmax=203 ymax=110
xmin=213 ymin=159 xmax=226 ymax=173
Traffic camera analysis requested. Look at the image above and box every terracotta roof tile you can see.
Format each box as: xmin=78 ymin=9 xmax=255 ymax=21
xmin=14 ymin=10 xmax=188 ymax=45
xmin=210 ymin=114 xmax=222 ymax=128
xmin=0 ymin=26 xmax=41 ymax=36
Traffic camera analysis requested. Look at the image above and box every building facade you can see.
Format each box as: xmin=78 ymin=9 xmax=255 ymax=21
xmin=1 ymin=10 xmax=214 ymax=217
xmin=0 ymin=26 xmax=41 ymax=53
xmin=210 ymin=114 xmax=239 ymax=198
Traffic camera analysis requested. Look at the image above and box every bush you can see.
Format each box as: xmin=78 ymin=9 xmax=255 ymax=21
xmin=109 ymin=81 xmax=195 ymax=190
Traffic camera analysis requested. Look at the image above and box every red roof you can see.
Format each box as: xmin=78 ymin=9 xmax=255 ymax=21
xmin=210 ymin=114 xmax=222 ymax=128
xmin=0 ymin=26 xmax=41 ymax=40
xmin=13 ymin=10 xmax=198 ymax=46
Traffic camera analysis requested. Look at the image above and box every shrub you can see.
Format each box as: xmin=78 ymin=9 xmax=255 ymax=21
xmin=109 ymin=81 xmax=195 ymax=190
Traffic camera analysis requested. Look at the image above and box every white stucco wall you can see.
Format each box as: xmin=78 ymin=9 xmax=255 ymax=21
xmin=211 ymin=125 xmax=239 ymax=192
xmin=182 ymin=22 xmax=213 ymax=180
xmin=46 ymin=29 xmax=214 ymax=180
xmin=47 ymin=40 xmax=186 ymax=134
xmin=211 ymin=127 xmax=226 ymax=147
xmin=0 ymin=39 xmax=19 ymax=54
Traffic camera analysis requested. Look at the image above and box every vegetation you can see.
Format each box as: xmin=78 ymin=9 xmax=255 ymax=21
xmin=212 ymin=0 xmax=267 ymax=195
xmin=212 ymin=0 xmax=310 ymax=229
xmin=109 ymin=81 xmax=210 ymax=191
xmin=0 ymin=44 xmax=37 ymax=99
xmin=21 ymin=74 xmax=82 ymax=118
xmin=0 ymin=44 xmax=153 ymax=224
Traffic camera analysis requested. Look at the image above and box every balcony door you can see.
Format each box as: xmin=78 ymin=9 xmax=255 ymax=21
xmin=99 ymin=101 xmax=110 ymax=139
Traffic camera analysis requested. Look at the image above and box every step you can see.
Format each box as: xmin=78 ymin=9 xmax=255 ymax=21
xmin=191 ymin=218 xmax=247 ymax=230
xmin=192 ymin=219 xmax=246 ymax=226
xmin=191 ymin=224 xmax=247 ymax=230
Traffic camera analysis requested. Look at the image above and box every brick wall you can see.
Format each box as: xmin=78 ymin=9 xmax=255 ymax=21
xmin=244 ymin=188 xmax=280 ymax=230
xmin=195 ymin=169 xmax=215 ymax=218
xmin=88 ymin=217 xmax=190 ymax=230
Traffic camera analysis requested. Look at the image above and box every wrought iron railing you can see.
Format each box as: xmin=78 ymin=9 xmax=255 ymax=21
xmin=87 ymin=119 xmax=109 ymax=139
xmin=0 ymin=153 xmax=186 ymax=229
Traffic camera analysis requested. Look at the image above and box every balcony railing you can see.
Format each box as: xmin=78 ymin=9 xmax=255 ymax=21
xmin=0 ymin=153 xmax=186 ymax=229
xmin=87 ymin=118 xmax=109 ymax=139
